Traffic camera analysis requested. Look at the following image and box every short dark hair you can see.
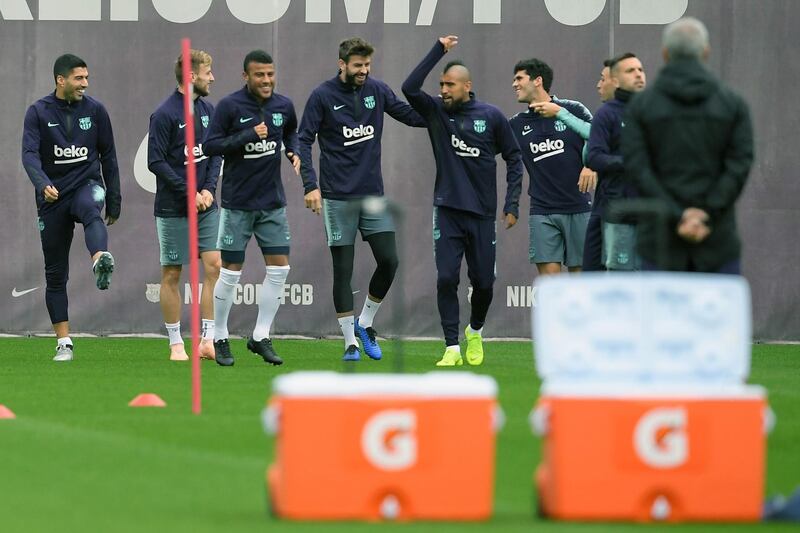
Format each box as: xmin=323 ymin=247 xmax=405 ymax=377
xmin=53 ymin=54 xmax=87 ymax=83
xmin=243 ymin=50 xmax=273 ymax=73
xmin=603 ymin=58 xmax=614 ymax=68
xmin=609 ymin=52 xmax=637 ymax=75
xmin=443 ymin=59 xmax=467 ymax=74
xmin=338 ymin=37 xmax=374 ymax=63
xmin=513 ymin=58 xmax=553 ymax=92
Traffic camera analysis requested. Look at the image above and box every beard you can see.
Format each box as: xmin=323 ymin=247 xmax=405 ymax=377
xmin=345 ymin=71 xmax=368 ymax=86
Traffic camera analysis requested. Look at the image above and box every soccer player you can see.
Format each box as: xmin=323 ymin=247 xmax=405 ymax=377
xmin=587 ymin=53 xmax=647 ymax=271
xmin=511 ymin=58 xmax=593 ymax=275
xmin=298 ymin=37 xmax=425 ymax=362
xmin=402 ymin=36 xmax=523 ymax=367
xmin=148 ymin=49 xmax=222 ymax=361
xmin=204 ymin=50 xmax=300 ymax=366
xmin=622 ymin=18 xmax=753 ymax=273
xmin=21 ymin=54 xmax=121 ymax=361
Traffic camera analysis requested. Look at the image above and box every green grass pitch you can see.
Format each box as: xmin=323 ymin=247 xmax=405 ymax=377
xmin=1 ymin=338 xmax=798 ymax=532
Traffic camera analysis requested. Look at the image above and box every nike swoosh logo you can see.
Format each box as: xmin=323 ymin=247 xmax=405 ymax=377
xmin=333 ymin=105 xmax=346 ymax=110
xmin=522 ymin=128 xmax=533 ymax=136
xmin=12 ymin=287 xmax=39 ymax=297
xmin=491 ymin=240 xmax=497 ymax=245
xmin=239 ymin=117 xmax=254 ymax=123
xmin=178 ymin=123 xmax=187 ymax=129
xmin=48 ymin=122 xmax=59 ymax=127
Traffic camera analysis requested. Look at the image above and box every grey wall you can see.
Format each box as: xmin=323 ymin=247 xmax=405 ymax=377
xmin=1 ymin=0 xmax=797 ymax=340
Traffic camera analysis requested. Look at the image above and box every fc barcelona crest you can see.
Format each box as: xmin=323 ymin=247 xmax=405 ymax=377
xmin=272 ymin=113 xmax=284 ymax=127
xmin=363 ymin=96 xmax=376 ymax=109
xmin=473 ymin=119 xmax=486 ymax=133
xmin=554 ymin=120 xmax=566 ymax=132
xmin=78 ymin=117 xmax=92 ymax=130
xmin=201 ymin=115 xmax=209 ymax=128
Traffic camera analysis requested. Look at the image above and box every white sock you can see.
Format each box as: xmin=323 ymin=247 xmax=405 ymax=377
xmin=446 ymin=344 xmax=461 ymax=353
xmin=467 ymin=325 xmax=483 ymax=336
xmin=165 ymin=321 xmax=183 ymax=346
xmin=358 ymin=297 xmax=381 ymax=328
xmin=338 ymin=315 xmax=358 ymax=348
xmin=253 ymin=265 xmax=290 ymax=341
xmin=57 ymin=336 xmax=73 ymax=348
xmin=214 ymin=267 xmax=241 ymax=340
xmin=201 ymin=319 xmax=215 ymax=341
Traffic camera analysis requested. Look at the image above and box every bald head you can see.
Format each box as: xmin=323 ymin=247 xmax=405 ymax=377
xmin=663 ymin=16 xmax=710 ymax=62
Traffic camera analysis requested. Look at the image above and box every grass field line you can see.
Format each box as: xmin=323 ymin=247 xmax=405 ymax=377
xmin=7 ymin=416 xmax=265 ymax=470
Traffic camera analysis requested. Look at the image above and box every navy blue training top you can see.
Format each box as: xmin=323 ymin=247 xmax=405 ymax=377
xmin=298 ymin=75 xmax=425 ymax=199
xmin=22 ymin=93 xmax=121 ymax=218
xmin=148 ymin=90 xmax=222 ymax=218
xmin=510 ymin=98 xmax=592 ymax=215
xmin=205 ymin=87 xmax=298 ymax=211
xmin=402 ymin=40 xmax=523 ymax=219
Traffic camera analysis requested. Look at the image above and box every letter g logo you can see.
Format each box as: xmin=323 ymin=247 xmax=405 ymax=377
xmin=633 ymin=407 xmax=688 ymax=469
xmin=361 ymin=409 xmax=417 ymax=471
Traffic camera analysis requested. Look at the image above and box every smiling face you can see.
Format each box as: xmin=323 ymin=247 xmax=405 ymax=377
xmin=244 ymin=61 xmax=275 ymax=100
xmin=193 ymin=62 xmax=214 ymax=97
xmin=512 ymin=70 xmax=538 ymax=104
xmin=57 ymin=67 xmax=89 ymax=102
xmin=339 ymin=54 xmax=371 ymax=86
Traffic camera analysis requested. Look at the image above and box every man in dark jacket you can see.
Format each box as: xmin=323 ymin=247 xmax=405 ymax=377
xmin=622 ymin=17 xmax=753 ymax=273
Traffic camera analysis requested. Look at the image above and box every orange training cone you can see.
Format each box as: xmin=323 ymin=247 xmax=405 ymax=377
xmin=128 ymin=393 xmax=166 ymax=407
xmin=0 ymin=405 xmax=16 ymax=419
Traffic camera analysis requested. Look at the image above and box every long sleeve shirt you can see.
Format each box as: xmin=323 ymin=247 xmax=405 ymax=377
xmin=401 ymin=40 xmax=523 ymax=219
xmin=22 ymin=93 xmax=121 ymax=218
xmin=205 ymin=87 xmax=298 ymax=211
xmin=298 ymin=75 xmax=425 ymax=199
xmin=510 ymin=97 xmax=592 ymax=216
xmin=147 ymin=90 xmax=222 ymax=217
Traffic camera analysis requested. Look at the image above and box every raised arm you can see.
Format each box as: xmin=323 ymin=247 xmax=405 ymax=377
xmin=401 ymin=36 xmax=459 ymax=116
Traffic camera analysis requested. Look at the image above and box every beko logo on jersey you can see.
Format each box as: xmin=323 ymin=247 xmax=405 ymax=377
xmin=53 ymin=145 xmax=88 ymax=164
xmin=244 ymin=139 xmax=278 ymax=159
xmin=183 ymin=143 xmax=208 ymax=165
xmin=529 ymin=139 xmax=564 ymax=162
xmin=451 ymin=134 xmax=480 ymax=157
xmin=342 ymin=125 xmax=374 ymax=146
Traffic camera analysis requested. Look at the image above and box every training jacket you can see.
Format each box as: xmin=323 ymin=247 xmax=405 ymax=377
xmin=205 ymin=87 xmax=298 ymax=211
xmin=22 ymin=93 xmax=121 ymax=218
xmin=510 ymin=97 xmax=592 ymax=216
xmin=401 ymin=40 xmax=523 ymax=219
xmin=148 ymin=90 xmax=222 ymax=217
xmin=298 ymin=75 xmax=425 ymax=199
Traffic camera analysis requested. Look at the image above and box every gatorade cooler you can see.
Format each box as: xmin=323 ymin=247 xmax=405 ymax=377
xmin=263 ymin=371 xmax=501 ymax=521
xmin=531 ymin=273 xmax=772 ymax=522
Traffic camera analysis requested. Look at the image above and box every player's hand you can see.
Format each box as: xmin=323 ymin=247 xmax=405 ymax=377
xmin=43 ymin=185 xmax=59 ymax=202
xmin=504 ymin=213 xmax=518 ymax=229
xmin=439 ymin=35 xmax=459 ymax=52
xmin=577 ymin=167 xmax=597 ymax=193
xmin=304 ymin=188 xmax=322 ymax=215
xmin=288 ymin=153 xmax=301 ymax=175
xmin=195 ymin=191 xmax=206 ymax=212
xmin=530 ymin=101 xmax=561 ymax=118
xmin=200 ymin=189 xmax=214 ymax=209
xmin=254 ymin=122 xmax=268 ymax=139
xmin=105 ymin=215 xmax=117 ymax=226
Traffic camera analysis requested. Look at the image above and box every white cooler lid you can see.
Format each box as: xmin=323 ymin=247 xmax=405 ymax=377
xmin=272 ymin=371 xmax=498 ymax=398
xmin=533 ymin=273 xmax=752 ymax=384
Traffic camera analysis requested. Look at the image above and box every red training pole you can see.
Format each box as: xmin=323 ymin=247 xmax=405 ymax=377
xmin=181 ymin=38 xmax=202 ymax=415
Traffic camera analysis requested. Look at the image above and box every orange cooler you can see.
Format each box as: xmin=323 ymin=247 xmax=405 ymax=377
xmin=533 ymin=384 xmax=769 ymax=522
xmin=263 ymin=371 xmax=500 ymax=521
